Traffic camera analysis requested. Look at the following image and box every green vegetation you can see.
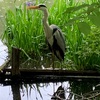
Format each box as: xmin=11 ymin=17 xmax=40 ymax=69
xmin=2 ymin=0 xmax=100 ymax=70
xmin=2 ymin=6 xmax=45 ymax=58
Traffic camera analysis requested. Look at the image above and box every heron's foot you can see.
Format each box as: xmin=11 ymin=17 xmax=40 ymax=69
xmin=50 ymin=63 xmax=55 ymax=70
xmin=60 ymin=66 xmax=63 ymax=70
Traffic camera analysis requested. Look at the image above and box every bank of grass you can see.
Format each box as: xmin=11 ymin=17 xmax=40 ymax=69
xmin=3 ymin=6 xmax=45 ymax=58
xmin=2 ymin=0 xmax=100 ymax=70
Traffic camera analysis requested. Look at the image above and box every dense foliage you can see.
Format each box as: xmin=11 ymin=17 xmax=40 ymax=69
xmin=2 ymin=0 xmax=100 ymax=70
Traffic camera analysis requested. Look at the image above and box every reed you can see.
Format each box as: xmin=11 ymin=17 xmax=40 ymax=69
xmin=2 ymin=4 xmax=45 ymax=59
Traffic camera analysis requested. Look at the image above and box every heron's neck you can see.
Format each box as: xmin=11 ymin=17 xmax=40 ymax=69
xmin=42 ymin=10 xmax=52 ymax=38
xmin=42 ymin=9 xmax=49 ymax=25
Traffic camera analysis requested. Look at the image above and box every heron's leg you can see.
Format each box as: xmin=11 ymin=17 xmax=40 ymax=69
xmin=52 ymin=53 xmax=55 ymax=70
xmin=61 ymin=60 xmax=65 ymax=70
xmin=61 ymin=62 xmax=63 ymax=70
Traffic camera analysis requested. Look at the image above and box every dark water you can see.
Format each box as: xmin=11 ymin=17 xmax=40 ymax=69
xmin=0 ymin=82 xmax=67 ymax=100
xmin=0 ymin=80 xmax=100 ymax=100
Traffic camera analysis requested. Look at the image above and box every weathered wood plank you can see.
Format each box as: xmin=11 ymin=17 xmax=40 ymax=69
xmin=1 ymin=68 xmax=100 ymax=85
xmin=11 ymin=47 xmax=20 ymax=76
xmin=4 ymin=68 xmax=100 ymax=76
xmin=11 ymin=84 xmax=21 ymax=100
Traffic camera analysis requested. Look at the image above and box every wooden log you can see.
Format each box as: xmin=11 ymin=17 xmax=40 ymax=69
xmin=1 ymin=68 xmax=100 ymax=85
xmin=11 ymin=47 xmax=21 ymax=76
xmin=11 ymin=84 xmax=21 ymax=100
xmin=4 ymin=68 xmax=100 ymax=76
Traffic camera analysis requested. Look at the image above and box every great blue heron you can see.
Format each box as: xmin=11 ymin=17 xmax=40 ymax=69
xmin=28 ymin=4 xmax=66 ymax=69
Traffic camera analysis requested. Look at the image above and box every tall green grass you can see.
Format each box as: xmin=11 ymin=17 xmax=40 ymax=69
xmin=64 ymin=0 xmax=100 ymax=70
xmin=2 ymin=4 xmax=45 ymax=59
xmin=2 ymin=0 xmax=100 ymax=70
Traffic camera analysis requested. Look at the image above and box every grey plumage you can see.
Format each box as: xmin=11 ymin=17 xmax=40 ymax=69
xmin=28 ymin=4 xmax=66 ymax=61
xmin=50 ymin=25 xmax=65 ymax=60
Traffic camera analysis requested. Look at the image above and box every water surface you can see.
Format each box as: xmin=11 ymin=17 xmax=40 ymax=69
xmin=0 ymin=82 xmax=68 ymax=100
xmin=0 ymin=40 xmax=8 ymax=66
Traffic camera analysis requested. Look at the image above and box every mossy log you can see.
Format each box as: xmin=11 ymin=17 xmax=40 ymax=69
xmin=0 ymin=68 xmax=100 ymax=85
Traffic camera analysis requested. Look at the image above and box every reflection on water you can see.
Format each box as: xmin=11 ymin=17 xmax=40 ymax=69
xmin=0 ymin=82 xmax=68 ymax=100
xmin=0 ymin=40 xmax=8 ymax=66
xmin=69 ymin=80 xmax=100 ymax=99
xmin=0 ymin=80 xmax=100 ymax=100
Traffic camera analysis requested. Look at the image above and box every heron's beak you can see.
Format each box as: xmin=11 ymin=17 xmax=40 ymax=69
xmin=27 ymin=6 xmax=39 ymax=9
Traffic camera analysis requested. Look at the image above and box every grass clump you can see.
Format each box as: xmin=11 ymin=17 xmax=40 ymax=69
xmin=2 ymin=5 xmax=46 ymax=59
xmin=75 ymin=28 xmax=100 ymax=70
xmin=63 ymin=0 xmax=100 ymax=70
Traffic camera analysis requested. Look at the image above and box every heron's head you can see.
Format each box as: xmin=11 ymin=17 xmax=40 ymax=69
xmin=27 ymin=4 xmax=47 ymax=11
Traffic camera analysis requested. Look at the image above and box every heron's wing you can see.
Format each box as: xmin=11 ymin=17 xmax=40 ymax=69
xmin=54 ymin=30 xmax=65 ymax=53
xmin=50 ymin=25 xmax=65 ymax=53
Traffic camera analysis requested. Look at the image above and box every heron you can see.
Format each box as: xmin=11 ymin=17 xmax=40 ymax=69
xmin=28 ymin=4 xmax=66 ymax=69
